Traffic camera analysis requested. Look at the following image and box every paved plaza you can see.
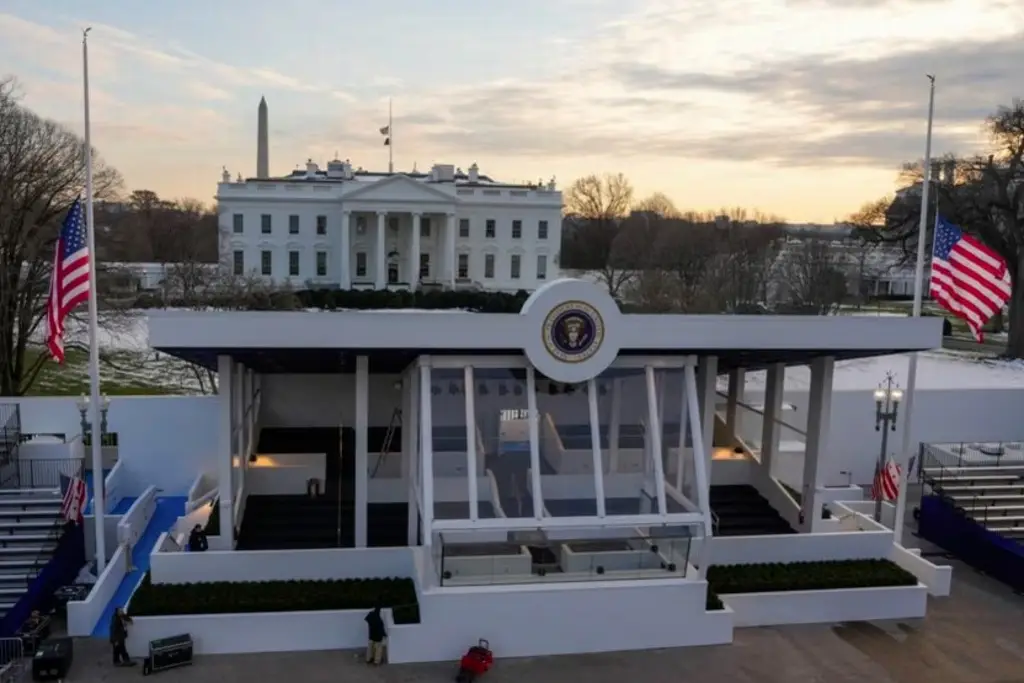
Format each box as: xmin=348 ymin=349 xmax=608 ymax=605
xmin=59 ymin=545 xmax=1024 ymax=683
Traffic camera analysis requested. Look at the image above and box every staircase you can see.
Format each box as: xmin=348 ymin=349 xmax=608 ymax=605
xmin=924 ymin=465 xmax=1024 ymax=540
xmin=0 ymin=489 xmax=64 ymax=615
xmin=709 ymin=485 xmax=795 ymax=536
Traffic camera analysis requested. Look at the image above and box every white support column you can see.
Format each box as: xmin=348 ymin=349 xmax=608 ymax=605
xmin=407 ymin=366 xmax=421 ymax=545
xmin=419 ymin=361 xmax=434 ymax=545
xmin=586 ymin=378 xmax=607 ymax=517
xmin=802 ymin=356 xmax=834 ymax=532
xmin=684 ymin=364 xmax=713 ymax=578
xmin=464 ymin=366 xmax=479 ymax=520
xmin=232 ymin=362 xmax=244 ymax=510
xmin=696 ymin=356 xmax=718 ymax=476
xmin=760 ymin=363 xmax=785 ymax=478
xmin=526 ymin=368 xmax=544 ymax=519
xmin=375 ymin=211 xmax=387 ymax=289
xmin=410 ymin=213 xmax=421 ymax=286
xmin=445 ymin=213 xmax=456 ymax=287
xmin=645 ymin=366 xmax=668 ymax=515
xmin=725 ymin=369 xmax=745 ymax=435
xmin=340 ymin=211 xmax=351 ymax=288
xmin=608 ymin=378 xmax=622 ymax=474
xmin=216 ymin=355 xmax=235 ymax=548
xmin=675 ymin=372 xmax=690 ymax=492
xmin=354 ymin=356 xmax=369 ymax=547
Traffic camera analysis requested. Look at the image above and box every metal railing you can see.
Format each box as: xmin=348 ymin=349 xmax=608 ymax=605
xmin=0 ymin=637 xmax=25 ymax=681
xmin=0 ymin=405 xmax=20 ymax=469
xmin=0 ymin=457 xmax=86 ymax=491
xmin=924 ymin=441 xmax=1024 ymax=469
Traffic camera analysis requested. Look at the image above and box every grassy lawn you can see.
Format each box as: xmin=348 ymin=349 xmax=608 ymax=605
xmin=18 ymin=345 xmax=207 ymax=396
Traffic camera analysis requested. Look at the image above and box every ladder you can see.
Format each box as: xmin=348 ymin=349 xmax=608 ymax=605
xmin=370 ymin=407 xmax=402 ymax=478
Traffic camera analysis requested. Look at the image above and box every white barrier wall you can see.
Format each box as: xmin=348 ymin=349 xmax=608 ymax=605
xmin=84 ymin=514 xmax=122 ymax=561
xmin=889 ymin=545 xmax=953 ymax=596
xmin=12 ymin=396 xmax=219 ymax=496
xmin=66 ymin=545 xmax=128 ymax=636
xmin=118 ymin=486 xmax=157 ymax=547
xmin=104 ymin=461 xmax=126 ymax=513
xmin=723 ymin=584 xmax=928 ymax=627
xmin=149 ymin=546 xmax=413 ymax=584
xmin=706 ymin=529 xmax=895 ymax=566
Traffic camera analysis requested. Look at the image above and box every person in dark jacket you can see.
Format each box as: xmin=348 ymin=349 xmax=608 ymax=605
xmin=364 ymin=606 xmax=386 ymax=665
xmin=188 ymin=524 xmax=209 ymax=552
xmin=110 ymin=607 xmax=135 ymax=666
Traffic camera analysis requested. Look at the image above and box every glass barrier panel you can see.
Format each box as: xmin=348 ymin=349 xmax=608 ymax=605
xmin=596 ymin=368 xmax=654 ymax=516
xmin=534 ymin=376 xmax=598 ymax=518
xmin=431 ymin=368 xmax=473 ymax=521
xmin=474 ymin=368 xmax=533 ymax=519
xmin=437 ymin=524 xmax=699 ymax=586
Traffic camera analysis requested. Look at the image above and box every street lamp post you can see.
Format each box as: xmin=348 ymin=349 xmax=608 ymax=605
xmin=76 ymin=393 xmax=111 ymax=448
xmin=873 ymin=373 xmax=903 ymax=522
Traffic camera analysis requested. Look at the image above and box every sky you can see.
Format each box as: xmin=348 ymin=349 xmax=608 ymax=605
xmin=2 ymin=0 xmax=1022 ymax=222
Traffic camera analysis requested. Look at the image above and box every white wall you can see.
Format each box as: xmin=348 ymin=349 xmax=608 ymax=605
xmin=84 ymin=513 xmax=122 ymax=561
xmin=149 ymin=546 xmax=413 ymax=584
xmin=706 ymin=529 xmax=894 ymax=566
xmin=12 ymin=396 xmax=219 ymax=496
xmin=723 ymin=584 xmax=928 ymax=627
xmin=67 ymin=545 xmax=128 ymax=636
xmin=118 ymin=486 xmax=157 ymax=546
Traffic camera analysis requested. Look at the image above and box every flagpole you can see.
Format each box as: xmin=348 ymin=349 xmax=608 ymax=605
xmin=82 ymin=27 xmax=106 ymax=572
xmin=388 ymin=98 xmax=393 ymax=174
xmin=893 ymin=74 xmax=935 ymax=545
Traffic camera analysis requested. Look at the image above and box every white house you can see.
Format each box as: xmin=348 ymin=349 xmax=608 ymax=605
xmin=216 ymin=98 xmax=562 ymax=293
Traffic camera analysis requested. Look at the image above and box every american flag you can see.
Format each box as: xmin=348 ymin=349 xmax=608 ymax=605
xmin=60 ymin=474 xmax=87 ymax=525
xmin=930 ymin=216 xmax=1011 ymax=342
xmin=45 ymin=198 xmax=91 ymax=363
xmin=871 ymin=459 xmax=901 ymax=502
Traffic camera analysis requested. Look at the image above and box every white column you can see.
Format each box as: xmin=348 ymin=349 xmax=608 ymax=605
xmin=526 ymin=368 xmax=544 ymax=519
xmin=232 ymin=362 xmax=244 ymax=521
xmin=375 ymin=211 xmax=387 ymax=289
xmin=419 ymin=361 xmax=434 ymax=545
xmin=609 ymin=379 xmax=622 ymax=474
xmin=340 ymin=211 xmax=351 ymax=288
xmin=696 ymin=356 xmax=718 ymax=476
xmin=684 ymin=363 xmax=713 ymax=578
xmin=760 ymin=363 xmax=785 ymax=478
xmin=407 ymin=366 xmax=420 ymax=545
xmin=586 ymin=378 xmax=607 ymax=517
xmin=216 ymin=355 xmax=235 ymax=548
xmin=645 ymin=366 xmax=667 ymax=515
xmin=802 ymin=356 xmax=834 ymax=532
xmin=463 ymin=366 xmax=479 ymax=520
xmin=725 ymin=369 xmax=745 ymax=436
xmin=410 ymin=212 xmax=421 ymax=286
xmin=445 ymin=212 xmax=456 ymax=287
xmin=354 ymin=356 xmax=369 ymax=547
xmin=675 ymin=371 xmax=690 ymax=492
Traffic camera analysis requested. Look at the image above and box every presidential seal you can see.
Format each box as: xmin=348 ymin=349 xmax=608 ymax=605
xmin=542 ymin=301 xmax=604 ymax=363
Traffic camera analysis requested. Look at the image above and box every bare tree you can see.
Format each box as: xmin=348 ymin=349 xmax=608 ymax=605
xmin=633 ymin=192 xmax=680 ymax=218
xmin=0 ymin=78 xmax=123 ymax=395
xmin=858 ymin=100 xmax=1024 ymax=356
xmin=561 ymin=173 xmax=637 ymax=296
xmin=774 ymin=238 xmax=849 ymax=315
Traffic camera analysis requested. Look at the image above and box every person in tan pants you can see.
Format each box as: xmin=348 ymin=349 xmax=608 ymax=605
xmin=364 ymin=606 xmax=386 ymax=665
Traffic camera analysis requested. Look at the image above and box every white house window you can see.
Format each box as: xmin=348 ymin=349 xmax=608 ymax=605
xmin=289 ymin=215 xmax=300 ymax=235
xmin=316 ymin=215 xmax=327 ymax=235
xmin=537 ymin=254 xmax=547 ymax=280
xmin=261 ymin=250 xmax=272 ymax=275
xmin=484 ymin=253 xmax=495 ymax=279
xmin=233 ymin=250 xmax=244 ymax=275
xmin=538 ymin=220 xmax=548 ymax=240
xmin=459 ymin=218 xmax=470 ymax=238
xmin=420 ymin=217 xmax=431 ymax=238
xmin=233 ymin=214 xmax=244 ymax=234
xmin=512 ymin=220 xmax=522 ymax=239
xmin=510 ymin=254 xmax=521 ymax=279
xmin=485 ymin=219 xmax=496 ymax=238
xmin=261 ymin=214 xmax=272 ymax=234
xmin=316 ymin=251 xmax=327 ymax=276
xmin=457 ymin=253 xmax=469 ymax=278
xmin=420 ymin=253 xmax=431 ymax=278
xmin=356 ymin=252 xmax=367 ymax=278
xmin=289 ymin=250 xmax=300 ymax=276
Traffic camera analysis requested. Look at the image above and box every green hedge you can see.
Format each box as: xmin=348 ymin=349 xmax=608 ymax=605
xmin=708 ymin=559 xmax=917 ymax=594
xmin=129 ymin=574 xmax=420 ymax=624
xmin=706 ymin=590 xmax=724 ymax=610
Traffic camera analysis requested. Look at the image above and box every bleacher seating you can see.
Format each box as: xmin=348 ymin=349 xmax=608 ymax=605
xmin=923 ymin=465 xmax=1024 ymax=540
xmin=709 ymin=485 xmax=794 ymax=536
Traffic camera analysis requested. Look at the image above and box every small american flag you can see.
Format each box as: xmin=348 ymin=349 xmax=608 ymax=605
xmin=871 ymin=459 xmax=901 ymax=502
xmin=930 ymin=216 xmax=1011 ymax=342
xmin=45 ymin=198 xmax=91 ymax=363
xmin=60 ymin=475 xmax=87 ymax=525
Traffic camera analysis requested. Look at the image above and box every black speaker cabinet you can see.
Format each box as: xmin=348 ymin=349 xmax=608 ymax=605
xmin=31 ymin=637 xmax=73 ymax=681
xmin=143 ymin=634 xmax=193 ymax=675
